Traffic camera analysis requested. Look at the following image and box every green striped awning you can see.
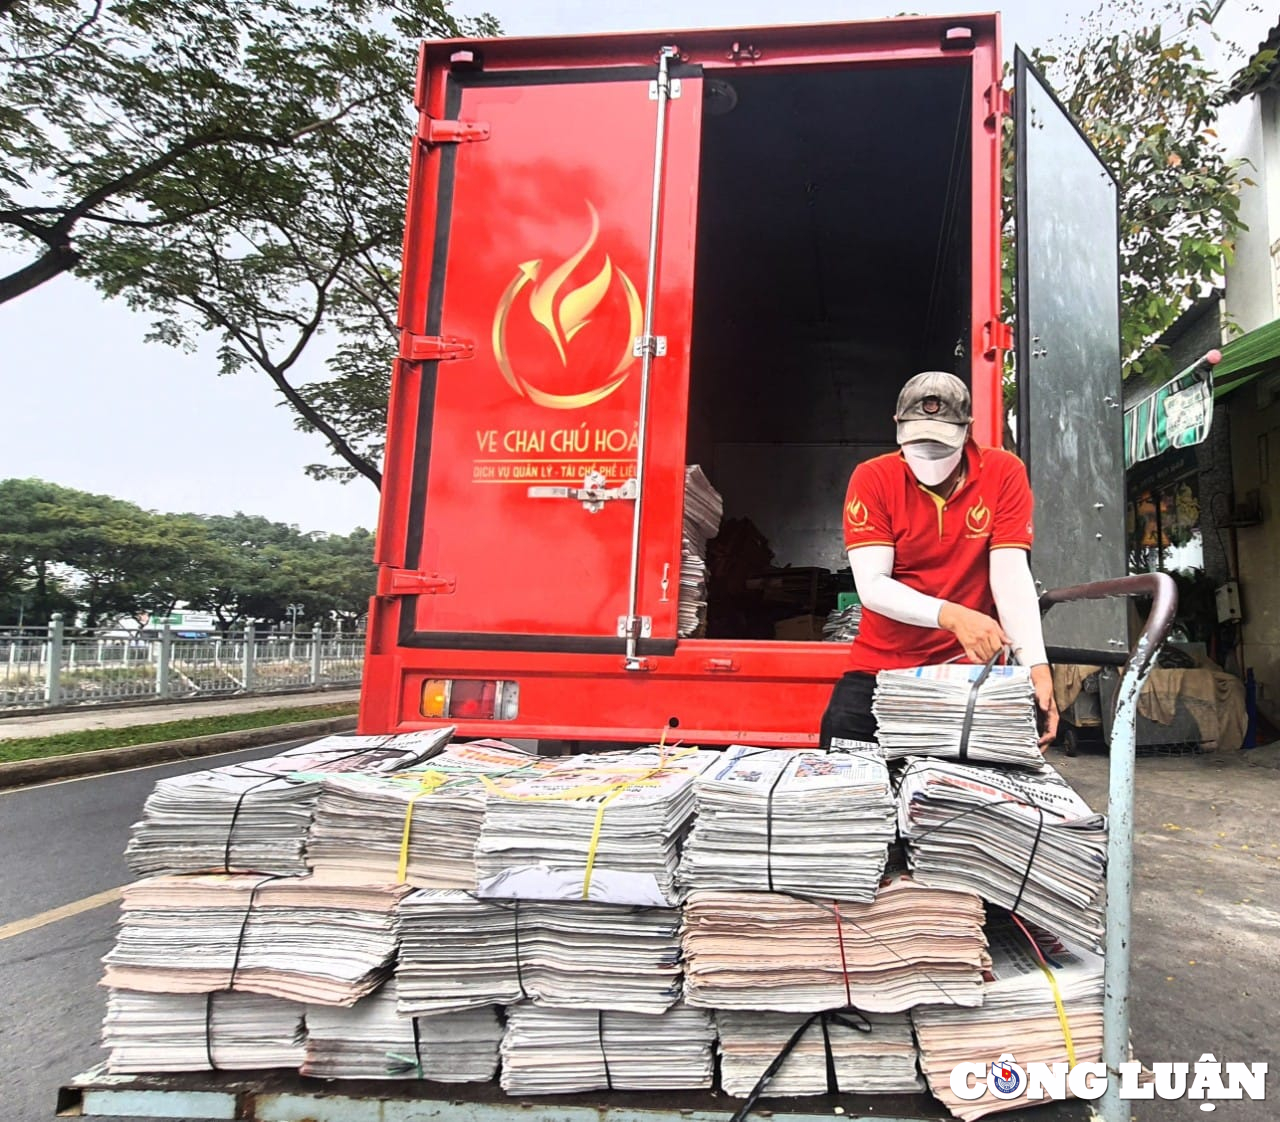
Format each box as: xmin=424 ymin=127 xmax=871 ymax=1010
xmin=1214 ymin=316 xmax=1280 ymax=399
xmin=1124 ymin=357 xmax=1214 ymax=469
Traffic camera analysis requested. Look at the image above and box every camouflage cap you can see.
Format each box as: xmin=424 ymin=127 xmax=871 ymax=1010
xmin=894 ymin=371 xmax=972 ymax=448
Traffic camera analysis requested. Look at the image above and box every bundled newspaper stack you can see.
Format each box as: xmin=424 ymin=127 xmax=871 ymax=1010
xmin=474 ymin=746 xmax=719 ymax=906
xmin=302 ymin=979 xmax=501 ymax=1081
xmin=823 ymin=603 xmax=863 ymax=642
xmin=873 ymin=665 xmax=1043 ymax=768
xmin=678 ymin=746 xmax=894 ymax=902
xmin=716 ymin=1010 xmax=923 ymax=1097
xmin=102 ymin=990 xmax=305 ymax=1073
xmin=395 ymin=890 xmax=683 ymax=1015
xmin=913 ymin=918 xmax=1104 ymax=1121
xmin=682 ymin=875 xmax=988 ymax=1013
xmin=897 ymin=758 xmax=1107 ymax=948
xmin=102 ymin=874 xmax=408 ymax=1005
xmin=306 ymin=740 xmax=551 ymax=888
xmin=124 ymin=730 xmax=453 ymax=877
xmin=499 ymin=1004 xmax=716 ymax=1093
xmin=679 ymin=465 xmax=724 ymax=637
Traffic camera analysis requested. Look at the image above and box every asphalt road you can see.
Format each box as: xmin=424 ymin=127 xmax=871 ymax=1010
xmin=0 ymin=741 xmax=304 ymax=1122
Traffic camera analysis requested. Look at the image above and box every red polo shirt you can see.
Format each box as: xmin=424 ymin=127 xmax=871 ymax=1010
xmin=842 ymin=441 xmax=1034 ymax=671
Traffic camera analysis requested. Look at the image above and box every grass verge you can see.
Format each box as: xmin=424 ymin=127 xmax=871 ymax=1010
xmin=0 ymin=703 xmax=358 ymax=764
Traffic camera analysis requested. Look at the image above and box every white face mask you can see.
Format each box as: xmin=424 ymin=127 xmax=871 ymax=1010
xmin=902 ymin=441 xmax=963 ymax=486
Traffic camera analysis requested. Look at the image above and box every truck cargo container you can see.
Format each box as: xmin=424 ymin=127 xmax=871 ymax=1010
xmin=360 ymin=11 xmax=1129 ymax=748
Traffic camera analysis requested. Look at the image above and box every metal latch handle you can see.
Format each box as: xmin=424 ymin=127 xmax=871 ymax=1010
xmin=527 ymin=472 xmax=638 ymax=514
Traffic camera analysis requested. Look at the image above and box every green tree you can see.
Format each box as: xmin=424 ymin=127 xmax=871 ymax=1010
xmin=1006 ymin=1 xmax=1249 ymax=380
xmin=2 ymin=0 xmax=496 ymax=483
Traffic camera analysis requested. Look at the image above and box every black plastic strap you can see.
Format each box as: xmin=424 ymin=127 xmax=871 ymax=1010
xmin=729 ymin=1010 xmax=871 ymax=1122
xmin=223 ymin=778 xmax=276 ymax=872
xmin=226 ymin=876 xmax=278 ymax=990
xmin=1010 ymin=806 xmax=1047 ymax=914
xmin=763 ymin=763 xmax=789 ymax=892
xmin=204 ymin=992 xmax=217 ymax=1071
xmin=512 ymin=899 xmax=528 ymax=1000
xmin=597 ymin=1010 xmax=613 ymax=1090
xmin=411 ymin=1015 xmax=424 ymax=1077
xmin=957 ymin=650 xmax=1002 ymax=761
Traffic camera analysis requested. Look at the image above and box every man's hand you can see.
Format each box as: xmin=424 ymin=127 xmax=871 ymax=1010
xmin=938 ymin=602 xmax=1010 ymax=664
xmin=1029 ymin=663 xmax=1059 ymax=749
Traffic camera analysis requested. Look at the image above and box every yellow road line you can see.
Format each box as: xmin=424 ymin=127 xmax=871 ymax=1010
xmin=0 ymin=886 xmax=123 ymax=942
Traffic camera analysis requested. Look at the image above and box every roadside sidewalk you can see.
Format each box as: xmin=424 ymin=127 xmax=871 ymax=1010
xmin=0 ymin=689 xmax=361 ymax=741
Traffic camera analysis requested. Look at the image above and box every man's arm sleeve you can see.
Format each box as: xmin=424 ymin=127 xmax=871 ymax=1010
xmin=989 ymin=547 xmax=1048 ymax=666
xmin=848 ymin=545 xmax=946 ymax=630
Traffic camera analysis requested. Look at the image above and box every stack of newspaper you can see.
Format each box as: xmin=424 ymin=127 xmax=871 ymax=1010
xmin=913 ymin=918 xmax=1104 ymax=1121
xmin=102 ymin=990 xmax=305 ymax=1072
xmin=682 ymin=875 xmax=987 ymax=1012
xmin=679 ymin=465 xmax=724 ymax=637
xmin=474 ymin=746 xmax=719 ymax=906
xmin=302 ymin=980 xmax=501 ymax=1081
xmin=823 ymin=603 xmax=863 ymax=642
xmin=499 ymin=1004 xmax=716 ymax=1093
xmin=716 ymin=1011 xmax=924 ymax=1096
xmin=102 ymin=874 xmax=408 ymax=1005
xmin=678 ymin=746 xmax=894 ymax=901
xmin=395 ymin=890 xmax=683 ymax=1015
xmin=124 ymin=730 xmax=453 ymax=877
xmin=306 ymin=740 xmax=551 ymax=887
xmin=873 ymin=665 xmax=1043 ymax=768
xmin=897 ymin=758 xmax=1107 ymax=948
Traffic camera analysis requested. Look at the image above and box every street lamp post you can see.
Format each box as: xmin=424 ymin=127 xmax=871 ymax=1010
xmin=288 ymin=603 xmax=304 ymax=661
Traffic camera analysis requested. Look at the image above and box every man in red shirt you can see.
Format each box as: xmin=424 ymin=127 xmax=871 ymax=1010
xmin=819 ymin=371 xmax=1058 ymax=749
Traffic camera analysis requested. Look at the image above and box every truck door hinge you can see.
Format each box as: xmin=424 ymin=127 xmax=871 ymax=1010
xmin=983 ymin=319 xmax=1014 ymax=358
xmin=650 ymin=78 xmax=682 ymax=100
xmin=404 ymin=334 xmax=475 ymax=362
xmin=633 ymin=334 xmax=667 ymax=357
xmin=985 ymin=83 xmax=1011 ymax=127
xmin=378 ymin=568 xmax=456 ymax=597
xmin=423 ymin=118 xmax=490 ymax=146
xmin=527 ymin=473 xmax=638 ymax=514
xmin=617 ymin=615 xmax=653 ymax=639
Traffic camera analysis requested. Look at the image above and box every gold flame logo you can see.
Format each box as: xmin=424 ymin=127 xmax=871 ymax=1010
xmin=966 ymin=500 xmax=992 ymax=535
xmin=846 ymin=496 xmax=870 ymax=531
xmin=491 ymin=202 xmax=643 ymax=410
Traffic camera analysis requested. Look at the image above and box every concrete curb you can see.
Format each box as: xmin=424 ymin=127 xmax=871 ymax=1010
xmin=0 ymin=715 xmax=358 ymax=790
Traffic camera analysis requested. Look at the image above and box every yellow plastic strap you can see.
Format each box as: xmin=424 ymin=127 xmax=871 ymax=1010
xmin=396 ymin=771 xmax=449 ymax=883
xmin=1035 ymin=960 xmax=1077 ymax=1067
xmin=581 ymin=785 xmax=628 ymax=899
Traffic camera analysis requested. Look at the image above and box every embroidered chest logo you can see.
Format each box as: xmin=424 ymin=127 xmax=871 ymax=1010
xmin=965 ymin=499 xmax=992 ymax=535
xmin=846 ymin=496 xmax=870 ymax=531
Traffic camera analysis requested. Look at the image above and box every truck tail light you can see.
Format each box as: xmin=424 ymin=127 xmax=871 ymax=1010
xmin=421 ymin=679 xmax=519 ymax=720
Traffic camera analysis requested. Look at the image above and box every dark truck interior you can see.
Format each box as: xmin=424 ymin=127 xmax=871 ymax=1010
xmin=683 ymin=60 xmax=975 ymax=640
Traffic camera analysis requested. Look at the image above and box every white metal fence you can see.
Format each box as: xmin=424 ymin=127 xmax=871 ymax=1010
xmin=0 ymin=615 xmax=365 ymax=711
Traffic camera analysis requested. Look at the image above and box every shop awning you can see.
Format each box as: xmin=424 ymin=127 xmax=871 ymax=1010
xmin=1124 ymin=355 xmax=1215 ymax=469
xmin=1213 ymin=316 xmax=1280 ymax=399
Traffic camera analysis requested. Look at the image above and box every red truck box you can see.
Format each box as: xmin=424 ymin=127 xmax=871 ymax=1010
xmin=360 ymin=14 xmax=1125 ymax=745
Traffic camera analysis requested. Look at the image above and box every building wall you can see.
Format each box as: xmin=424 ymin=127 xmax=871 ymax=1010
xmin=1229 ymin=385 xmax=1280 ymax=718
xmin=1223 ymin=92 xmax=1278 ymax=334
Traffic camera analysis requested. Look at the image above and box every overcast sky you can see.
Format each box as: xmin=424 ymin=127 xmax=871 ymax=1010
xmin=1 ymin=0 xmax=1266 ymax=534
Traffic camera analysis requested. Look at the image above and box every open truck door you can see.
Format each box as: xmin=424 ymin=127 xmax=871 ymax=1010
xmin=1014 ymin=49 xmax=1128 ymax=656
xmin=377 ymin=49 xmax=703 ymax=659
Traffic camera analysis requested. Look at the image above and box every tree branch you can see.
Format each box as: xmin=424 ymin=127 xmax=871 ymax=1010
xmin=0 ymin=241 xmax=80 ymax=303
xmin=183 ymin=291 xmax=382 ymax=489
xmin=7 ymin=0 xmax=105 ymax=64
